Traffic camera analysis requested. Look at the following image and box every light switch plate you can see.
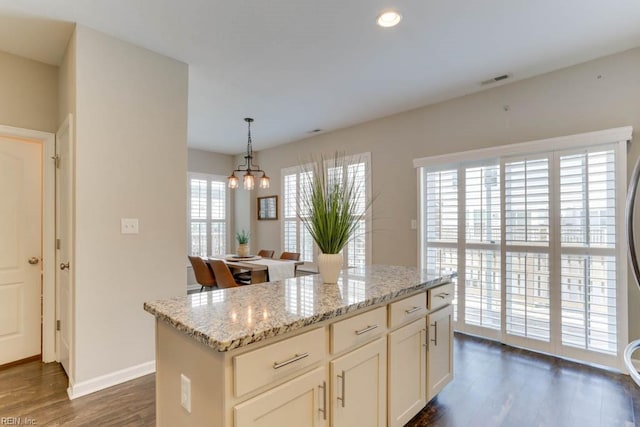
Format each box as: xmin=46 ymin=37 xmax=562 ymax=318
xmin=121 ymin=218 xmax=139 ymax=234
xmin=411 ymin=219 xmax=417 ymax=230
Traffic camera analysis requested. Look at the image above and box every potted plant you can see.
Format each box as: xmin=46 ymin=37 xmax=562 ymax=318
xmin=236 ymin=229 xmax=250 ymax=257
xmin=298 ymin=153 xmax=373 ymax=283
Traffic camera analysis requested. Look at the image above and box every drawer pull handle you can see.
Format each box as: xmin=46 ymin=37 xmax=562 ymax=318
xmin=405 ymin=306 xmax=422 ymax=314
xmin=430 ymin=321 xmax=438 ymax=346
xmin=355 ymin=324 xmax=378 ymax=335
xmin=273 ymin=352 xmax=309 ymax=369
xmin=318 ymin=381 xmax=327 ymax=419
xmin=337 ymin=370 xmax=346 ymax=407
xmin=436 ymin=292 xmax=450 ymax=299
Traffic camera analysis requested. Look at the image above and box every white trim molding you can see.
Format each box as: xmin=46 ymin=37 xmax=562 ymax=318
xmin=67 ymin=360 xmax=156 ymax=399
xmin=413 ymin=126 xmax=633 ymax=168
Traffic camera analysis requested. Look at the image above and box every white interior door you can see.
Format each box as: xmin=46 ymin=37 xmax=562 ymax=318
xmin=0 ymin=136 xmax=42 ymax=365
xmin=56 ymin=116 xmax=72 ymax=375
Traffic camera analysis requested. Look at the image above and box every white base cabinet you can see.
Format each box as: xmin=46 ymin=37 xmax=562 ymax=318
xmin=388 ymin=318 xmax=427 ymax=427
xmin=234 ymin=367 xmax=327 ymax=427
xmin=331 ymin=337 xmax=387 ymax=427
xmin=426 ymin=304 xmax=454 ymax=401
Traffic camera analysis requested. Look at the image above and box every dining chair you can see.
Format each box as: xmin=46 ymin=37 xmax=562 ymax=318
xmin=210 ymin=260 xmax=247 ymax=288
xmin=188 ymin=256 xmax=217 ymax=292
xmin=257 ymin=249 xmax=275 ymax=258
xmin=279 ymin=252 xmax=300 ymax=261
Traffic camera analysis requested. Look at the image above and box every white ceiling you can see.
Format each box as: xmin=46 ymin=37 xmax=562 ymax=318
xmin=0 ymin=1 xmax=639 ymax=154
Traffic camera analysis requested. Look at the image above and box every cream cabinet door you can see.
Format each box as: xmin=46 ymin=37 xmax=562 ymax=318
xmin=427 ymin=304 xmax=454 ymax=401
xmin=331 ymin=337 xmax=387 ymax=427
xmin=388 ymin=318 xmax=427 ymax=427
xmin=234 ymin=367 xmax=327 ymax=427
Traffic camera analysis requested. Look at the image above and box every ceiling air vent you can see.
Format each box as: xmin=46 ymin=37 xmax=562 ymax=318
xmin=481 ymin=74 xmax=511 ymax=86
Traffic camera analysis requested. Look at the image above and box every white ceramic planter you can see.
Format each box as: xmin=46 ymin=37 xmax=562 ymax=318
xmin=317 ymin=253 xmax=343 ymax=284
xmin=237 ymin=243 xmax=249 ymax=257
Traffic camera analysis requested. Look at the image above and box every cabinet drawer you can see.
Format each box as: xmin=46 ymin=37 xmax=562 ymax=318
xmin=234 ymin=327 xmax=326 ymax=397
xmin=388 ymin=292 xmax=426 ymax=329
xmin=331 ymin=306 xmax=387 ymax=354
xmin=427 ymin=282 xmax=454 ymax=312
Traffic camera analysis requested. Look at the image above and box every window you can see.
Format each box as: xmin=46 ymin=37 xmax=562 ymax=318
xmin=416 ymin=127 xmax=630 ymax=369
xmin=282 ymin=166 xmax=315 ymax=263
xmin=282 ymin=152 xmax=372 ymax=267
xmin=422 ymin=169 xmax=459 ymax=320
xmin=188 ymin=173 xmax=227 ymax=257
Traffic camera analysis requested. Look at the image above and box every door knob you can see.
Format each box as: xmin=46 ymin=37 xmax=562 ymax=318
xmin=28 ymin=257 xmax=40 ymax=265
xmin=60 ymin=262 xmax=70 ymax=271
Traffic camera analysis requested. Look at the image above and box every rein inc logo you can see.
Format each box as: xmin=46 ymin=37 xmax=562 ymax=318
xmin=1 ymin=417 xmax=37 ymax=425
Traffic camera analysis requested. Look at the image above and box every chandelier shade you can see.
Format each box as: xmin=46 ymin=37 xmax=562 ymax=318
xmin=228 ymin=118 xmax=270 ymax=190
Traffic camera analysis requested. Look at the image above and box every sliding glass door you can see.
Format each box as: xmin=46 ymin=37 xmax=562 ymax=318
xmin=418 ymin=130 xmax=629 ymax=369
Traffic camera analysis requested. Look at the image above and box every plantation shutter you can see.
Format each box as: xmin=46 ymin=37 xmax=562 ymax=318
xmin=504 ymin=156 xmax=551 ymax=342
xmin=282 ymin=167 xmax=315 ymax=263
xmin=210 ymin=181 xmax=227 ymax=255
xmin=188 ymin=173 xmax=227 ymax=257
xmin=464 ymin=164 xmax=501 ymax=330
xmin=421 ymin=168 xmax=459 ymax=320
xmin=559 ymin=148 xmax=617 ymax=355
xmin=416 ymin=126 xmax=629 ymax=369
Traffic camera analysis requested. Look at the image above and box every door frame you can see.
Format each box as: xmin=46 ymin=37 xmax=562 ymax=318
xmin=0 ymin=124 xmax=56 ymax=362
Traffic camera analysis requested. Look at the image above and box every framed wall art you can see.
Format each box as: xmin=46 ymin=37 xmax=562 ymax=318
xmin=257 ymin=196 xmax=278 ymax=220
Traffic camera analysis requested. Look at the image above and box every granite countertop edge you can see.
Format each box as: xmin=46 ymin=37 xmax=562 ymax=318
xmin=144 ymin=272 xmax=452 ymax=352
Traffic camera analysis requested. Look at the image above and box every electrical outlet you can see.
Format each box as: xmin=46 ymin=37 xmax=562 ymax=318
xmin=121 ymin=218 xmax=139 ymax=234
xmin=411 ymin=219 xmax=417 ymax=230
xmin=181 ymin=374 xmax=191 ymax=413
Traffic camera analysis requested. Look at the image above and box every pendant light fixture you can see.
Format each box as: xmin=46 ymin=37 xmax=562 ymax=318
xmin=227 ymin=118 xmax=270 ymax=190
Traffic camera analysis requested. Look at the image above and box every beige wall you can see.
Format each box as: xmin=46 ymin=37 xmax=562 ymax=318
xmin=72 ymin=26 xmax=188 ymax=385
xmin=188 ymin=147 xmax=234 ymax=175
xmin=253 ymin=47 xmax=640 ymax=340
xmin=0 ymin=50 xmax=58 ymax=132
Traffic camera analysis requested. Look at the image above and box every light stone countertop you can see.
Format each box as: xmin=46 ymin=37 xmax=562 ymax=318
xmin=144 ymin=264 xmax=454 ymax=352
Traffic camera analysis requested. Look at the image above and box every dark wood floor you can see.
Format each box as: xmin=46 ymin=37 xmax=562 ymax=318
xmin=408 ymin=334 xmax=640 ymax=427
xmin=1 ymin=333 xmax=638 ymax=426
xmin=0 ymin=360 xmax=154 ymax=426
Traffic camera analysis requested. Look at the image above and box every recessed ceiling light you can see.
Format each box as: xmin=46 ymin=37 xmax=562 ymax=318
xmin=377 ymin=10 xmax=402 ymax=28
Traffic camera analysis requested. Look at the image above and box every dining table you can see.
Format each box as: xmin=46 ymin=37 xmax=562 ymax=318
xmin=207 ymin=255 xmax=302 ymax=284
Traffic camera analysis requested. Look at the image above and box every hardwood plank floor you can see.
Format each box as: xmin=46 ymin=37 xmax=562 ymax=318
xmin=1 ymin=333 xmax=637 ymax=426
xmin=408 ymin=334 xmax=640 ymax=427
xmin=0 ymin=361 xmax=154 ymax=426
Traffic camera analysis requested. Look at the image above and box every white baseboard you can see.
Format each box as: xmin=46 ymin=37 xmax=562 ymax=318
xmin=67 ymin=360 xmax=156 ymax=399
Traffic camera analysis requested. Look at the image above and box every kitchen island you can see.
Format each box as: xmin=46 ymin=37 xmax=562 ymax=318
xmin=145 ymin=265 xmax=454 ymax=427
